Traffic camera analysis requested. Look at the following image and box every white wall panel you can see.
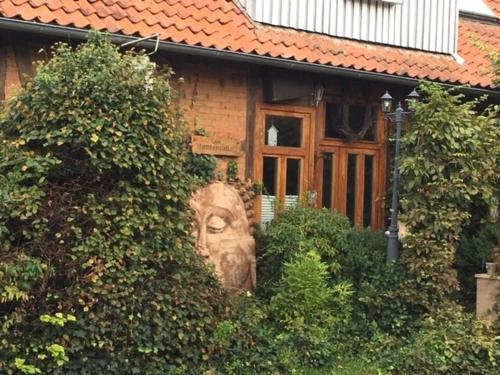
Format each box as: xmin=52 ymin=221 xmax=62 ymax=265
xmin=238 ymin=0 xmax=459 ymax=54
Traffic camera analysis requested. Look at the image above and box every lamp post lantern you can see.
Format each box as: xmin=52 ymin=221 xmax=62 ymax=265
xmin=381 ymin=89 xmax=419 ymax=262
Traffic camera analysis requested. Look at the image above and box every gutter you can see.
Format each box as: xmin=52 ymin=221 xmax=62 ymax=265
xmin=1 ymin=17 xmax=499 ymax=99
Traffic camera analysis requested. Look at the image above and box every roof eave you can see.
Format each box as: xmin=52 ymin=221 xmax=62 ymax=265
xmin=0 ymin=17 xmax=498 ymax=99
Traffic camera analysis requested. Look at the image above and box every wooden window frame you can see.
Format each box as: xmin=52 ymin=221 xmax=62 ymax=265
xmin=254 ymin=104 xmax=316 ymax=223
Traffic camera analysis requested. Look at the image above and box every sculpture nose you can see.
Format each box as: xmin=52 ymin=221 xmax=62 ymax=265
xmin=197 ymin=223 xmax=210 ymax=258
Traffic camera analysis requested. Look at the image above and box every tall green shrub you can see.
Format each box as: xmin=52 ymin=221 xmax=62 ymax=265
xmin=270 ymin=250 xmax=352 ymax=367
xmin=399 ymin=83 xmax=499 ymax=310
xmin=0 ymin=33 xmax=228 ymax=374
xmin=258 ymin=206 xmax=350 ymax=293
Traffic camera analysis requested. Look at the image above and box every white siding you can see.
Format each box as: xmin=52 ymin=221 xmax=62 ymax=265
xmin=238 ymin=0 xmax=459 ymax=54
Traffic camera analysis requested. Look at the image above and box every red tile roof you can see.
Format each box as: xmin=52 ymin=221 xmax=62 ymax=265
xmin=0 ymin=0 xmax=498 ymax=89
xmin=484 ymin=0 xmax=500 ymax=18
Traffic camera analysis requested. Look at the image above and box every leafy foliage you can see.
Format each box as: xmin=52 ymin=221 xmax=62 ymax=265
xmin=258 ymin=206 xmax=350 ymax=293
xmin=399 ymin=82 xmax=500 ymax=310
xmin=0 ymin=33 xmax=228 ymax=374
xmin=226 ymin=160 xmax=239 ymax=181
xmin=269 ymin=250 xmax=353 ymax=367
xmin=387 ymin=308 xmax=500 ymax=375
xmin=456 ymin=218 xmax=500 ymax=308
xmin=340 ymin=230 xmax=414 ymax=351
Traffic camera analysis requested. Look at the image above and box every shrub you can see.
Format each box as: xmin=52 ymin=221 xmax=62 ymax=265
xmin=387 ymin=308 xmax=500 ymax=375
xmin=269 ymin=250 xmax=353 ymax=367
xmin=337 ymin=229 xmax=415 ymax=355
xmin=0 ymin=33 xmax=228 ymax=374
xmin=399 ymin=82 xmax=500 ymax=311
xmin=258 ymin=206 xmax=350 ymax=293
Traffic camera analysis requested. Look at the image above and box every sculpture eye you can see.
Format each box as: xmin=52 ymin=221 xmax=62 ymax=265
xmin=207 ymin=215 xmax=228 ymax=234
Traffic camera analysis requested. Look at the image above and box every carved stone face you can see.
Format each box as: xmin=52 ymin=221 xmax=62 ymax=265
xmin=190 ymin=182 xmax=256 ymax=291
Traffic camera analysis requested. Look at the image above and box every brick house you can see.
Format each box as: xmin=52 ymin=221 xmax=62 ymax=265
xmin=0 ymin=0 xmax=498 ymax=230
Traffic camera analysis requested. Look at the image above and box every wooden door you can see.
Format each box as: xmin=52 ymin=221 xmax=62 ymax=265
xmin=315 ymin=99 xmax=387 ymax=229
xmin=317 ymin=147 xmax=383 ymax=228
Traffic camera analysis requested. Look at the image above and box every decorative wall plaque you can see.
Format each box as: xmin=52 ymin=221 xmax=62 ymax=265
xmin=191 ymin=135 xmax=242 ymax=156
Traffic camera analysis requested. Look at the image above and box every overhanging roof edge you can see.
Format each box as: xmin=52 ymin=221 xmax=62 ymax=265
xmin=0 ymin=17 xmax=498 ymax=99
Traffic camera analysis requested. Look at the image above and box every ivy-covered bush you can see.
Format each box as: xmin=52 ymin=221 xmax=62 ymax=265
xmin=386 ymin=308 xmax=499 ymax=375
xmin=340 ymin=230 xmax=414 ymax=350
xmin=399 ymin=82 xmax=500 ymax=311
xmin=0 ymin=34 xmax=228 ymax=374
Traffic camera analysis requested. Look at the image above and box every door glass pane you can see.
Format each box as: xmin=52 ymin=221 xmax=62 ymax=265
xmin=349 ymin=105 xmax=366 ymax=135
xmin=285 ymin=158 xmax=301 ymax=208
xmin=325 ymin=102 xmax=343 ymax=138
xmin=346 ymin=154 xmax=357 ymax=224
xmin=363 ymin=155 xmax=374 ymax=227
xmin=265 ymin=115 xmax=302 ymax=147
xmin=262 ymin=157 xmax=278 ymax=226
xmin=325 ymin=102 xmax=376 ymax=141
xmin=322 ymin=152 xmax=334 ymax=209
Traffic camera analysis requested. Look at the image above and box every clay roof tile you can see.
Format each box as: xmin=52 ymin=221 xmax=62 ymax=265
xmin=0 ymin=0 xmax=497 ymax=89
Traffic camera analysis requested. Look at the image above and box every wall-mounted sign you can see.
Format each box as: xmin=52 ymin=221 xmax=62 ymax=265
xmin=191 ymin=135 xmax=242 ymax=156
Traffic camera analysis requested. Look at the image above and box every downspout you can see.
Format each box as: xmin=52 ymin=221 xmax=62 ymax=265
xmin=0 ymin=17 xmax=499 ymax=99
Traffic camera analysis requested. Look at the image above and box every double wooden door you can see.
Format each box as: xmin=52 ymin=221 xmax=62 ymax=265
xmin=255 ymin=103 xmax=386 ymax=230
xmin=315 ymin=146 xmax=384 ymax=229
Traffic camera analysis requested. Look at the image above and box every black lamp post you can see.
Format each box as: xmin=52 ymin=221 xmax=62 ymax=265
xmin=381 ymin=89 xmax=419 ymax=262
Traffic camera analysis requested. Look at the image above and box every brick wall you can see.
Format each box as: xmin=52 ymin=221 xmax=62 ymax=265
xmin=0 ymin=36 xmax=252 ymax=180
xmin=176 ymin=61 xmax=249 ymax=180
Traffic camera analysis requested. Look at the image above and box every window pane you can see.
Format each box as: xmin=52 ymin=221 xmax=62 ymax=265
xmin=322 ymin=153 xmax=334 ymax=209
xmin=285 ymin=158 xmax=301 ymax=208
xmin=262 ymin=157 xmax=278 ymax=226
xmin=325 ymin=102 xmax=376 ymax=141
xmin=263 ymin=157 xmax=278 ymax=196
xmin=349 ymin=105 xmax=366 ymax=134
xmin=363 ymin=155 xmax=374 ymax=227
xmin=346 ymin=154 xmax=357 ymax=224
xmin=367 ymin=105 xmax=377 ymax=141
xmin=325 ymin=102 xmax=343 ymax=138
xmin=265 ymin=115 xmax=302 ymax=147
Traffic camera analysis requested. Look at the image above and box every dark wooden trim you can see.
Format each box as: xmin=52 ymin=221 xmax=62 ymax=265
xmin=13 ymin=43 xmax=34 ymax=84
xmin=0 ymin=43 xmax=6 ymax=102
xmin=245 ymin=69 xmax=259 ymax=180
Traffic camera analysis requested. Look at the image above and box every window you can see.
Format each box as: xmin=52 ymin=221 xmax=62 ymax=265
xmin=255 ymin=108 xmax=313 ymax=227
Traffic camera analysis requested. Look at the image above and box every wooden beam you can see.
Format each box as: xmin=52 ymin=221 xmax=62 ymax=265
xmin=0 ymin=44 xmax=6 ymax=102
xmin=13 ymin=43 xmax=35 ymax=84
xmin=354 ymin=153 xmax=365 ymax=227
